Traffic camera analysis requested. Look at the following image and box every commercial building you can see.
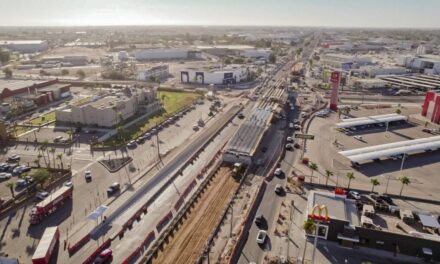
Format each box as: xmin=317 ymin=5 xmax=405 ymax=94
xmin=197 ymin=45 xmax=271 ymax=59
xmin=56 ymin=88 xmax=160 ymax=127
xmin=422 ymin=90 xmax=440 ymax=124
xmin=180 ymin=66 xmax=249 ymax=85
xmin=307 ymin=190 xmax=440 ymax=261
xmin=398 ymin=55 xmax=440 ymax=75
xmin=0 ymin=79 xmax=70 ymax=102
xmin=137 ymin=64 xmax=169 ymax=81
xmin=322 ymin=53 xmax=373 ymax=69
xmin=134 ymin=49 xmax=201 ymax=61
xmin=0 ymin=40 xmax=48 ymax=53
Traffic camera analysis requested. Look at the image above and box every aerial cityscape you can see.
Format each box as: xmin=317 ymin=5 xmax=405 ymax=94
xmin=1 ymin=1 xmax=440 ymax=264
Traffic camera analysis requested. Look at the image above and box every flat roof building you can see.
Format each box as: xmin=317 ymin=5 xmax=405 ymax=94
xmin=0 ymin=40 xmax=48 ymax=53
xmin=180 ymin=65 xmax=249 ymax=85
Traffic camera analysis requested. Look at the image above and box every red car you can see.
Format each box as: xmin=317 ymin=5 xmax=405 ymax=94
xmin=94 ymin=249 xmax=113 ymax=264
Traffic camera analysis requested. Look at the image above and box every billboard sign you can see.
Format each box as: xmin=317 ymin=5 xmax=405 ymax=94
xmin=330 ymin=71 xmax=341 ymax=84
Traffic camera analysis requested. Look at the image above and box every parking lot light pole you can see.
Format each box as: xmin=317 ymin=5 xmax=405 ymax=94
xmin=383 ymin=174 xmax=391 ymax=194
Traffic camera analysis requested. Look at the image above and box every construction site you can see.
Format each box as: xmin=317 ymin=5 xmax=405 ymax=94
xmin=151 ymin=165 xmax=241 ymax=264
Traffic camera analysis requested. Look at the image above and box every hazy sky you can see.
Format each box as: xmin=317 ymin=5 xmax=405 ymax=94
xmin=1 ymin=0 xmax=440 ymax=28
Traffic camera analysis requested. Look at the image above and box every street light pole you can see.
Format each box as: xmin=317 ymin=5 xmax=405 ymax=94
xmin=311 ymin=221 xmax=321 ymax=264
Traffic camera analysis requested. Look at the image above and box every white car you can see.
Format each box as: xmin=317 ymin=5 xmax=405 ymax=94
xmin=36 ymin=192 xmax=49 ymax=200
xmin=286 ymin=137 xmax=294 ymax=143
xmin=274 ymin=168 xmax=283 ymax=176
xmin=256 ymin=230 xmax=267 ymax=244
xmin=0 ymin=172 xmax=12 ymax=180
xmin=64 ymin=181 xmax=73 ymax=187
xmin=349 ymin=191 xmax=361 ymax=200
xmin=84 ymin=171 xmax=92 ymax=181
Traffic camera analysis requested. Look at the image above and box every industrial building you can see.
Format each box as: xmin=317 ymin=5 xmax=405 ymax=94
xmin=422 ymin=90 xmax=440 ymax=124
xmin=0 ymin=79 xmax=71 ymax=102
xmin=307 ymin=190 xmax=440 ymax=261
xmin=137 ymin=64 xmax=169 ymax=81
xmin=56 ymin=88 xmax=160 ymax=127
xmin=39 ymin=55 xmax=89 ymax=67
xmin=0 ymin=40 xmax=48 ymax=53
xmin=398 ymin=55 xmax=440 ymax=75
xmin=134 ymin=49 xmax=201 ymax=61
xmin=180 ymin=66 xmax=249 ymax=85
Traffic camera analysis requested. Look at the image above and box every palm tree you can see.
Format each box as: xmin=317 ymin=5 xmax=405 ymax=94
xmin=56 ymin=154 xmax=64 ymax=169
xmin=303 ymin=219 xmax=316 ymax=234
xmin=346 ymin=172 xmax=355 ymax=189
xmin=309 ymin=162 xmax=318 ymax=184
xmin=370 ymin=179 xmax=380 ymax=193
xmin=38 ymin=148 xmax=48 ymax=167
xmin=324 ymin=169 xmax=333 ymax=187
xmin=399 ymin=176 xmax=411 ymax=196
xmin=6 ymin=181 xmax=15 ymax=198
xmin=49 ymin=148 xmax=56 ymax=168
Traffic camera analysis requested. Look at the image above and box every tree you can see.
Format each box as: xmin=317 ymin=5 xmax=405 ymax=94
xmin=370 ymin=179 xmax=380 ymax=193
xmin=223 ymin=57 xmax=232 ymax=65
xmin=6 ymin=181 xmax=15 ymax=198
xmin=346 ymin=172 xmax=355 ymax=189
xmin=76 ymin=69 xmax=86 ymax=79
xmin=268 ymin=53 xmax=276 ymax=64
xmin=324 ymin=169 xmax=333 ymax=187
xmin=31 ymin=169 xmax=51 ymax=189
xmin=0 ymin=49 xmax=10 ymax=64
xmin=61 ymin=69 xmax=69 ymax=75
xmin=3 ymin=67 xmax=12 ymax=79
xmin=303 ymin=219 xmax=316 ymax=234
xmin=232 ymin=57 xmax=245 ymax=64
xmin=337 ymin=109 xmax=342 ymax=119
xmin=56 ymin=153 xmax=64 ymax=169
xmin=396 ymin=108 xmax=402 ymax=115
xmin=309 ymin=162 xmax=318 ymax=184
xmin=399 ymin=176 xmax=411 ymax=196
xmin=33 ymin=158 xmax=40 ymax=168
xmin=49 ymin=148 xmax=56 ymax=168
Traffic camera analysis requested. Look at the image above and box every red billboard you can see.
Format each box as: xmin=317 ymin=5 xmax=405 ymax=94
xmin=330 ymin=71 xmax=340 ymax=84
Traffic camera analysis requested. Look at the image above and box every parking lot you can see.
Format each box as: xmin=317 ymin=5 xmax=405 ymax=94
xmin=301 ymin=105 xmax=440 ymax=201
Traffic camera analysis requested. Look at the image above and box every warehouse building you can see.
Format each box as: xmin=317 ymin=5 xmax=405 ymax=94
xmin=134 ymin=49 xmax=201 ymax=61
xmin=56 ymin=88 xmax=160 ymax=127
xmin=180 ymin=66 xmax=249 ymax=85
xmin=40 ymin=55 xmax=89 ymax=67
xmin=137 ymin=64 xmax=169 ymax=81
xmin=398 ymin=55 xmax=440 ymax=75
xmin=0 ymin=40 xmax=48 ymax=53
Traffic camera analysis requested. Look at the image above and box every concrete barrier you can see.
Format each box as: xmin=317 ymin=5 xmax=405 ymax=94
xmin=82 ymin=239 xmax=111 ymax=264
xmin=68 ymin=233 xmax=91 ymax=255
xmin=156 ymin=211 xmax=173 ymax=233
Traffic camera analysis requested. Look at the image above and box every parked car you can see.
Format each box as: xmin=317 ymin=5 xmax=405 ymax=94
xmin=193 ymin=125 xmax=199 ymax=131
xmin=128 ymin=163 xmax=136 ymax=171
xmin=107 ymin=182 xmax=120 ymax=195
xmin=13 ymin=165 xmax=30 ymax=175
xmin=127 ymin=140 xmax=137 ymax=148
xmin=8 ymin=154 xmax=20 ymax=162
xmin=294 ymin=143 xmax=301 ymax=149
xmin=275 ymin=184 xmax=283 ymax=195
xmin=256 ymin=230 xmax=267 ymax=244
xmin=274 ymin=168 xmax=283 ymax=177
xmin=36 ymin=192 xmax=49 ymax=200
xmin=64 ymin=181 xmax=73 ymax=188
xmin=94 ymin=248 xmax=113 ymax=264
xmin=136 ymin=137 xmax=144 ymax=144
xmin=0 ymin=172 xmax=12 ymax=180
xmin=348 ymin=191 xmax=361 ymax=200
xmin=84 ymin=170 xmax=92 ymax=181
xmin=255 ymin=215 xmax=266 ymax=227
xmin=286 ymin=136 xmax=294 ymax=143
xmin=261 ymin=146 xmax=268 ymax=153
xmin=238 ymin=113 xmax=245 ymax=119
xmin=0 ymin=163 xmax=11 ymax=172
xmin=53 ymin=136 xmax=63 ymax=142
xmin=285 ymin=143 xmax=294 ymax=151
